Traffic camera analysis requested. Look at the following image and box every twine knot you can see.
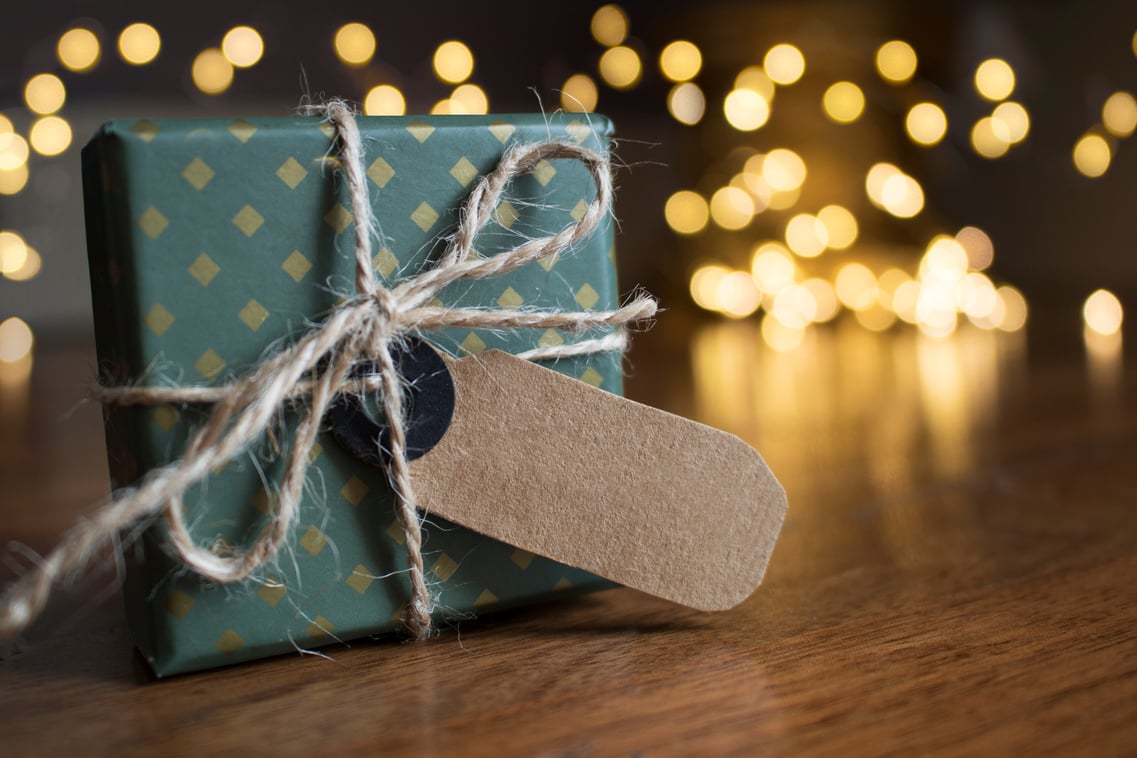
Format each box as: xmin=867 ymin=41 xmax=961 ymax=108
xmin=0 ymin=102 xmax=656 ymax=641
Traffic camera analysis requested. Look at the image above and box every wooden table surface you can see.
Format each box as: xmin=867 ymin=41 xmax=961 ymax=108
xmin=2 ymin=322 xmax=1136 ymax=756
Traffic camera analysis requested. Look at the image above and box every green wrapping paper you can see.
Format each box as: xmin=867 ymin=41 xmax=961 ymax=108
xmin=82 ymin=113 xmax=622 ymax=676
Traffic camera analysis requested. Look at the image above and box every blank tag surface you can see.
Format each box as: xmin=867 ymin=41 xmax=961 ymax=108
xmin=407 ymin=350 xmax=787 ymax=612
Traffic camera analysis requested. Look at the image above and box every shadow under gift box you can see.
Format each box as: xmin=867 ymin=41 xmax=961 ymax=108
xmin=82 ymin=113 xmax=623 ymax=677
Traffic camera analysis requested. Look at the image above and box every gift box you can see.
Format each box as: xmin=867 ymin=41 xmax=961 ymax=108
xmin=82 ymin=113 xmax=623 ymax=676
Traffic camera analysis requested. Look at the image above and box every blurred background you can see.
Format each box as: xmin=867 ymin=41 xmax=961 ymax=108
xmin=0 ymin=1 xmax=1133 ymax=499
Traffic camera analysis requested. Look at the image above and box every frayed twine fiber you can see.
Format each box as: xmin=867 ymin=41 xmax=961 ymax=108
xmin=0 ymin=102 xmax=657 ymax=641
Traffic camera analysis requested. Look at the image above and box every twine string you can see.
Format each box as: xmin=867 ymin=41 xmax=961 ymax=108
xmin=0 ymin=102 xmax=656 ymax=640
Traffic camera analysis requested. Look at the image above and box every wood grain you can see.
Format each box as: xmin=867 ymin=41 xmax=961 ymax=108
xmin=1 ymin=331 xmax=1136 ymax=756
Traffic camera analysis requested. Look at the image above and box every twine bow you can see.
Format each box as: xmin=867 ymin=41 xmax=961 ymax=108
xmin=0 ymin=103 xmax=656 ymax=640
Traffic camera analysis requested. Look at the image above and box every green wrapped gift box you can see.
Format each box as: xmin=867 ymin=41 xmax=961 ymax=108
xmin=82 ymin=113 xmax=622 ymax=676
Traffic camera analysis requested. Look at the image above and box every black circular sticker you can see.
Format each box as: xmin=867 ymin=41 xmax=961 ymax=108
xmin=326 ymin=338 xmax=455 ymax=466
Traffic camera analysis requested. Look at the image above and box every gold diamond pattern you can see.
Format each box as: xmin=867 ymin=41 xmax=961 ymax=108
xmin=194 ymin=348 xmax=226 ymax=379
xmin=340 ymin=475 xmax=368 ymax=506
xmin=282 ymin=250 xmax=312 ymax=282
xmin=410 ymin=201 xmax=439 ymax=232
xmin=385 ymin=518 xmax=406 ymax=544
xmin=367 ymin=156 xmax=395 ymax=188
xmin=553 ymin=577 xmax=573 ymax=591
xmin=570 ymin=199 xmax=589 ymax=221
xmin=566 ymin=120 xmax=591 ymax=144
xmin=144 ymin=304 xmax=175 ymax=336
xmin=510 ymin=549 xmax=536 ymax=570
xmin=308 ymin=441 xmax=323 ymax=463
xmin=306 ymin=615 xmax=335 ymax=639
xmin=227 ymin=119 xmax=257 ymax=143
xmin=130 ymin=120 xmax=160 ymax=142
xmin=276 ymin=157 xmax=308 ymax=189
xmin=257 ymin=578 xmax=286 ymax=607
xmin=232 ymin=205 xmax=265 ymax=237
xmin=474 ymin=589 xmax=500 ymax=608
xmin=575 ymin=283 xmax=600 ymax=308
xmin=580 ymin=367 xmax=604 ymax=387
xmin=449 ymin=156 xmax=478 ymax=187
xmin=497 ymin=286 xmax=524 ymax=308
xmin=538 ymin=253 xmax=558 ymax=272
xmin=460 ymin=332 xmax=486 ymax=354
xmin=319 ymin=123 xmax=336 ymax=139
xmin=182 ymin=157 xmax=215 ymax=190
xmin=137 ymin=206 xmax=168 ymax=239
xmin=373 ymin=247 xmax=399 ymax=278
xmin=165 ymin=590 xmax=195 ymax=618
xmin=150 ymin=405 xmax=179 ymax=432
xmin=531 ymin=159 xmax=556 ymax=186
xmin=324 ymin=203 xmax=353 ymax=233
xmin=346 ymin=564 xmax=375 ymax=595
xmin=538 ymin=329 xmax=564 ymax=348
xmin=406 ymin=120 xmax=435 ymax=143
xmin=188 ymin=253 xmax=220 ymax=286
xmin=299 ymin=525 xmax=329 ymax=556
xmin=238 ymin=299 xmax=270 ymax=331
xmin=488 ymin=122 xmax=515 ymax=143
xmin=214 ymin=628 xmax=245 ymax=654
xmin=250 ymin=487 xmax=273 ymax=515
xmin=430 ymin=553 xmax=459 ymax=582
xmin=495 ymin=201 xmax=519 ymax=229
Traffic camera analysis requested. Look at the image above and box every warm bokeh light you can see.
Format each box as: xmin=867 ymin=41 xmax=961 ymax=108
xmin=3 ymin=243 xmax=40 ymax=280
xmin=0 ymin=132 xmax=30 ymax=171
xmin=865 ymin=162 xmax=901 ymax=206
xmin=191 ymin=48 xmax=234 ymax=95
xmin=690 ymin=264 xmax=730 ymax=310
xmin=956 ymin=226 xmax=994 ymax=271
xmin=57 ymin=27 xmax=101 ymax=72
xmin=29 ymin=116 xmax=72 ymax=157
xmin=822 ymin=81 xmax=865 ymax=124
xmin=24 ymin=74 xmax=66 ymax=115
xmin=803 ymin=278 xmax=839 ymax=322
xmin=760 ymin=315 xmax=805 ymax=352
xmin=709 ymin=186 xmax=755 ymax=230
xmin=995 ymin=286 xmax=1028 ymax=331
xmin=0 ymin=231 xmax=27 ymax=276
xmin=590 ymin=4 xmax=628 ymax=47
xmin=771 ymin=284 xmax=818 ymax=329
xmin=659 ymin=40 xmax=702 ymax=82
xmin=784 ymin=214 xmax=828 ymax=257
xmin=975 ymin=58 xmax=1015 ymax=101
xmin=875 ymin=40 xmax=917 ymax=84
xmin=598 ymin=46 xmax=642 ymax=89
xmin=1102 ymin=92 xmax=1137 ymax=138
xmin=734 ymin=67 xmax=775 ymax=102
xmin=334 ymin=23 xmax=376 ymax=66
xmin=835 ymin=263 xmax=877 ymax=310
xmin=906 ymin=102 xmax=947 ymax=146
xmin=665 ymin=190 xmax=709 ymax=235
xmin=956 ymin=272 xmax=998 ymax=321
xmin=562 ymin=74 xmax=598 ymax=112
xmin=992 ymin=101 xmax=1030 ymax=143
xmin=817 ymin=205 xmax=858 ymax=249
xmin=430 ymin=99 xmax=453 ymax=115
xmin=724 ymin=89 xmax=770 ymax=131
xmin=0 ymin=318 xmax=34 ymax=363
xmin=222 ymin=26 xmax=264 ymax=68
xmin=764 ymin=44 xmax=805 ymax=85
xmin=1073 ymin=134 xmax=1112 ymax=178
xmin=0 ymin=165 xmax=29 ymax=195
xmin=717 ymin=271 xmax=762 ymax=318
xmin=667 ymin=82 xmax=705 ymax=125
xmin=433 ymin=40 xmax=474 ymax=84
xmin=970 ymin=117 xmax=1010 ymax=159
xmin=1083 ymin=289 xmax=1123 ymax=335
xmin=364 ymin=85 xmax=406 ymax=116
xmin=751 ymin=243 xmax=796 ymax=294
xmin=922 ymin=236 xmax=969 ymax=284
xmin=118 ymin=23 xmax=161 ymax=65
xmin=761 ymin=148 xmax=806 ymax=192
xmin=880 ymin=173 xmax=924 ymax=218
xmin=450 ymin=84 xmax=488 ymax=114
